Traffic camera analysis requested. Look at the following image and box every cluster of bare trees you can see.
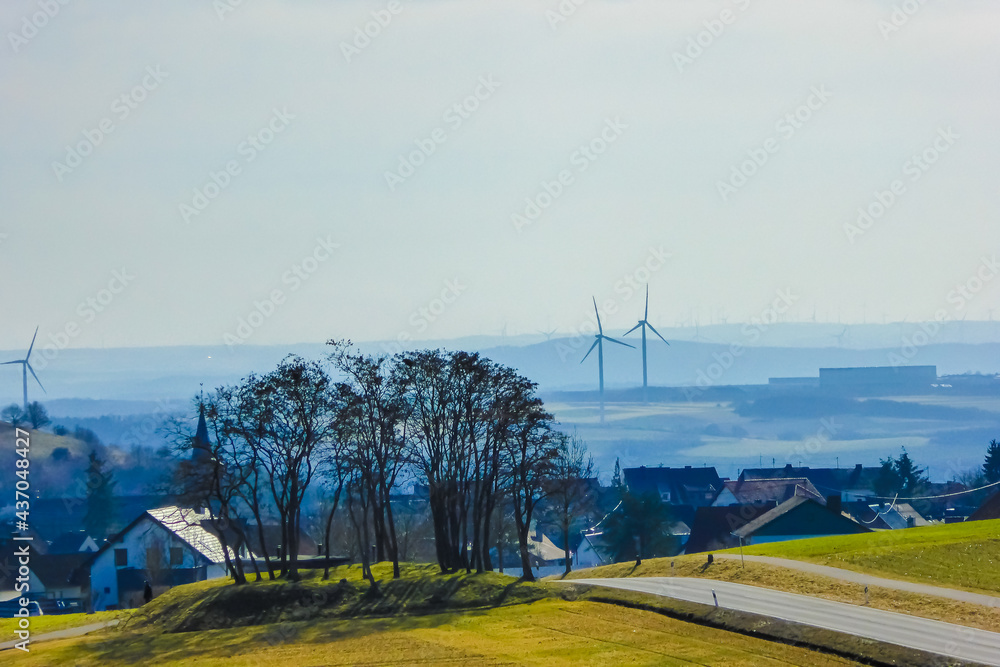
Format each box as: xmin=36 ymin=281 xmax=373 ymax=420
xmin=176 ymin=342 xmax=593 ymax=583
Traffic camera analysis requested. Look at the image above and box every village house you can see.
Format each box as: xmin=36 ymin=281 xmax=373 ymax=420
xmin=83 ymin=506 xmax=237 ymax=611
xmin=733 ymin=496 xmax=870 ymax=545
xmin=712 ymin=477 xmax=824 ymax=507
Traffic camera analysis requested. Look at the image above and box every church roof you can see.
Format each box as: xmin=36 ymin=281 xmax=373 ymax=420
xmin=192 ymin=403 xmax=212 ymax=461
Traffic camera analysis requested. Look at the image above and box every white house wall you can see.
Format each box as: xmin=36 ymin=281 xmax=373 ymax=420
xmin=89 ymin=516 xmax=223 ymax=611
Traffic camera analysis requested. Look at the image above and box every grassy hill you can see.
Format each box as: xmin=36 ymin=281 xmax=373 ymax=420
xmin=4 ymin=563 xmax=975 ymax=666
xmin=0 ymin=421 xmax=93 ymax=460
xmin=126 ymin=562 xmax=553 ymax=633
xmin=732 ymin=518 xmax=1000 ymax=595
xmin=561 ymin=519 xmax=1000 ymax=636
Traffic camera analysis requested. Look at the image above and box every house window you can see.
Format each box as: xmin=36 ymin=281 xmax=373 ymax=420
xmin=114 ymin=548 xmax=127 ymax=567
xmin=170 ymin=547 xmax=183 ymax=566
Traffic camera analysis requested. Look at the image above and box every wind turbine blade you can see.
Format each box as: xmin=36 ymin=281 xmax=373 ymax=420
xmin=580 ymin=339 xmax=599 ymax=363
xmin=592 ymin=297 xmax=602 ymax=335
xmin=623 ymin=322 xmax=642 ymax=337
xmin=647 ymin=323 xmax=670 ymax=345
xmin=1 ymin=360 xmax=22 ymax=365
xmin=27 ymin=364 xmax=45 ymax=394
xmin=644 ymin=285 xmax=649 ymax=320
xmin=602 ymin=336 xmax=635 ymax=350
xmin=26 ymin=326 xmax=38 ymax=360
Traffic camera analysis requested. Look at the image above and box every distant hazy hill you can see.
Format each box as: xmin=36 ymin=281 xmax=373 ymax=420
xmin=1 ymin=322 xmax=999 ymax=409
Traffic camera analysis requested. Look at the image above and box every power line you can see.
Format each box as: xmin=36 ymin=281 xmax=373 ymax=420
xmin=866 ymin=479 xmax=1000 ymax=502
xmin=860 ymin=493 xmax=898 ymax=525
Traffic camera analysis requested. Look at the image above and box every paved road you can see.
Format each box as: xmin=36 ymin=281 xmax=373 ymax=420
xmin=715 ymin=554 xmax=1000 ymax=607
xmin=0 ymin=621 xmax=111 ymax=651
xmin=560 ymin=577 xmax=1000 ymax=666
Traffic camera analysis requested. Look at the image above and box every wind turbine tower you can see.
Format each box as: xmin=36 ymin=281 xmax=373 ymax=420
xmin=3 ymin=327 xmax=45 ymax=412
xmin=581 ymin=298 xmax=634 ymax=424
xmin=624 ymin=285 xmax=669 ymax=402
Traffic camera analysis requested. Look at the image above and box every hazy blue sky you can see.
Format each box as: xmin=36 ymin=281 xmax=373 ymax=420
xmin=1 ymin=0 xmax=998 ymax=351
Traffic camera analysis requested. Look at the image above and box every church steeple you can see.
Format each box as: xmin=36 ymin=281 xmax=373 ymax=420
xmin=192 ymin=399 xmax=212 ymax=463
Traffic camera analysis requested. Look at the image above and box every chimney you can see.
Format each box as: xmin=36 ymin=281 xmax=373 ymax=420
xmin=826 ymin=495 xmax=842 ymax=514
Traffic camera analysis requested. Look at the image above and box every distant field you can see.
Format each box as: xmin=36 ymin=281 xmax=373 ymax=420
xmin=733 ymin=519 xmax=1000 ymax=595
xmin=546 ymin=395 xmax=999 ymax=479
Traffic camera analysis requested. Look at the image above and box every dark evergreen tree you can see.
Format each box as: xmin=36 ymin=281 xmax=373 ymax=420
xmin=874 ymin=448 xmax=928 ymax=497
xmin=83 ymin=451 xmax=118 ymax=539
xmin=612 ymin=457 xmax=623 ymax=490
xmin=984 ymin=439 xmax=1000 ymax=485
xmin=894 ymin=448 xmax=928 ymax=495
xmin=601 ymin=491 xmax=677 ymax=563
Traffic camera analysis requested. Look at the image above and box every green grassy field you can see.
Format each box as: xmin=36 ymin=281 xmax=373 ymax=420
xmin=732 ymin=518 xmax=1000 ymax=595
xmin=560 ymin=553 xmax=1000 ymax=634
xmin=11 ymin=598 xmax=871 ymax=667
xmin=0 ymin=610 xmax=124 ymax=637
xmin=8 ymin=562 xmax=937 ymax=666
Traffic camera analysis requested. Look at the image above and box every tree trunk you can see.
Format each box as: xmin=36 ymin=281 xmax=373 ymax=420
xmin=322 ymin=488 xmax=342 ymax=580
xmin=249 ymin=498 xmax=275 ymax=580
xmin=382 ymin=488 xmax=401 ymax=579
xmin=513 ymin=507 xmax=533 ymax=581
xmin=562 ymin=514 xmax=572 ymax=576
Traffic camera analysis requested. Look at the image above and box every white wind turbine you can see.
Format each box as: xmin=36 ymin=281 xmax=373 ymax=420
xmin=2 ymin=327 xmax=45 ymax=412
xmin=623 ymin=285 xmax=669 ymax=403
xmin=581 ymin=298 xmax=634 ymax=424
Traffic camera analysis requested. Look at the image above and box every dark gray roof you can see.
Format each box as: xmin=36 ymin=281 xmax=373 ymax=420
xmin=623 ymin=466 xmax=723 ymax=507
xmin=739 ymin=464 xmax=879 ymax=497
xmin=48 ymin=531 xmax=94 ymax=554
xmin=969 ymin=490 xmax=1000 ymax=521
xmin=734 ymin=496 xmax=869 ymax=539
xmin=685 ymin=503 xmax=777 ymax=554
